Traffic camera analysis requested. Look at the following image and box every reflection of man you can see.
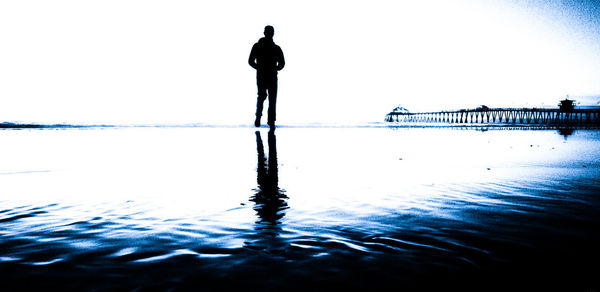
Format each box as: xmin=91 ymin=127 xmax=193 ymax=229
xmin=249 ymin=25 xmax=285 ymax=128
xmin=252 ymin=129 xmax=287 ymax=224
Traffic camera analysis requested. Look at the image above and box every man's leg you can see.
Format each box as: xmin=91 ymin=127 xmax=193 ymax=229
xmin=267 ymin=76 xmax=278 ymax=127
xmin=256 ymin=75 xmax=268 ymax=127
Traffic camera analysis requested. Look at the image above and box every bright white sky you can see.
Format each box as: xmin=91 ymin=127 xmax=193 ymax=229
xmin=1 ymin=0 xmax=599 ymax=125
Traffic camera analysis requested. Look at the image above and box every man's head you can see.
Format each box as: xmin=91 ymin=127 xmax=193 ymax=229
xmin=264 ymin=25 xmax=274 ymax=38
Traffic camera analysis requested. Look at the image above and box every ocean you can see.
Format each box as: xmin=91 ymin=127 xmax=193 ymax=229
xmin=0 ymin=125 xmax=599 ymax=291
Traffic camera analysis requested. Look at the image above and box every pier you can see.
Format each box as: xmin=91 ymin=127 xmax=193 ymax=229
xmin=385 ymin=107 xmax=600 ymax=125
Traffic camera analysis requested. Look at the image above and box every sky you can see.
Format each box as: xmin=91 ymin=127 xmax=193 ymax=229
xmin=1 ymin=0 xmax=599 ymax=125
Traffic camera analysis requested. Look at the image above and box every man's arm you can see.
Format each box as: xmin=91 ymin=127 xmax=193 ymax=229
xmin=276 ymin=47 xmax=285 ymax=71
xmin=248 ymin=44 xmax=259 ymax=69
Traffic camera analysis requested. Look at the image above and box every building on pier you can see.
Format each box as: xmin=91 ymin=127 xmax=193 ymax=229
xmin=559 ymin=99 xmax=574 ymax=112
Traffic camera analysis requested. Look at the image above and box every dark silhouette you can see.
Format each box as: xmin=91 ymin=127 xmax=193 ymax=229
xmin=249 ymin=25 xmax=285 ymax=128
xmin=557 ymin=127 xmax=575 ymax=139
xmin=245 ymin=129 xmax=288 ymax=253
xmin=251 ymin=129 xmax=288 ymax=225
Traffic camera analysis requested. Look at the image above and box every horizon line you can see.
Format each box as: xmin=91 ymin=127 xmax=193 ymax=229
xmin=1 ymin=122 xmax=598 ymax=130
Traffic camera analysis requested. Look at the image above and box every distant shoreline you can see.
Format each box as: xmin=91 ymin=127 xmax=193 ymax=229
xmin=1 ymin=122 xmax=599 ymax=130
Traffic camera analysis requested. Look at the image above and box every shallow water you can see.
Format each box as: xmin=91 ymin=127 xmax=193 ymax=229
xmin=0 ymin=126 xmax=599 ymax=290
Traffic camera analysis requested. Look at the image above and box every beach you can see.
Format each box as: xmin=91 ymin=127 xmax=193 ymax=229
xmin=0 ymin=126 xmax=599 ymax=290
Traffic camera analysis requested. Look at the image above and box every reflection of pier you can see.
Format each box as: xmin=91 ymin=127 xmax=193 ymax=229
xmin=385 ymin=108 xmax=600 ymax=125
xmin=387 ymin=125 xmax=587 ymax=138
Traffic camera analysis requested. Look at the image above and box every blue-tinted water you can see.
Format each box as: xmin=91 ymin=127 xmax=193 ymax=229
xmin=0 ymin=126 xmax=599 ymax=290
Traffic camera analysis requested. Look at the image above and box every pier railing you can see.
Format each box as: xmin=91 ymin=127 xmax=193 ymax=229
xmin=385 ymin=108 xmax=600 ymax=125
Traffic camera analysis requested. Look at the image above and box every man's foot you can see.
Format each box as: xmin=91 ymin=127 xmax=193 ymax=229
xmin=254 ymin=119 xmax=261 ymax=127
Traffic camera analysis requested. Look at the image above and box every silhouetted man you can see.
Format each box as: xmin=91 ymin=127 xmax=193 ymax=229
xmin=249 ymin=25 xmax=285 ymax=127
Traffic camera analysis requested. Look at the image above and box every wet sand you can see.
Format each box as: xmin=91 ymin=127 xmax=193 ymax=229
xmin=0 ymin=126 xmax=599 ymax=290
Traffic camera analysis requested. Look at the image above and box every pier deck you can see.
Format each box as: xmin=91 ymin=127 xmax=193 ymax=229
xmin=385 ymin=108 xmax=600 ymax=125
